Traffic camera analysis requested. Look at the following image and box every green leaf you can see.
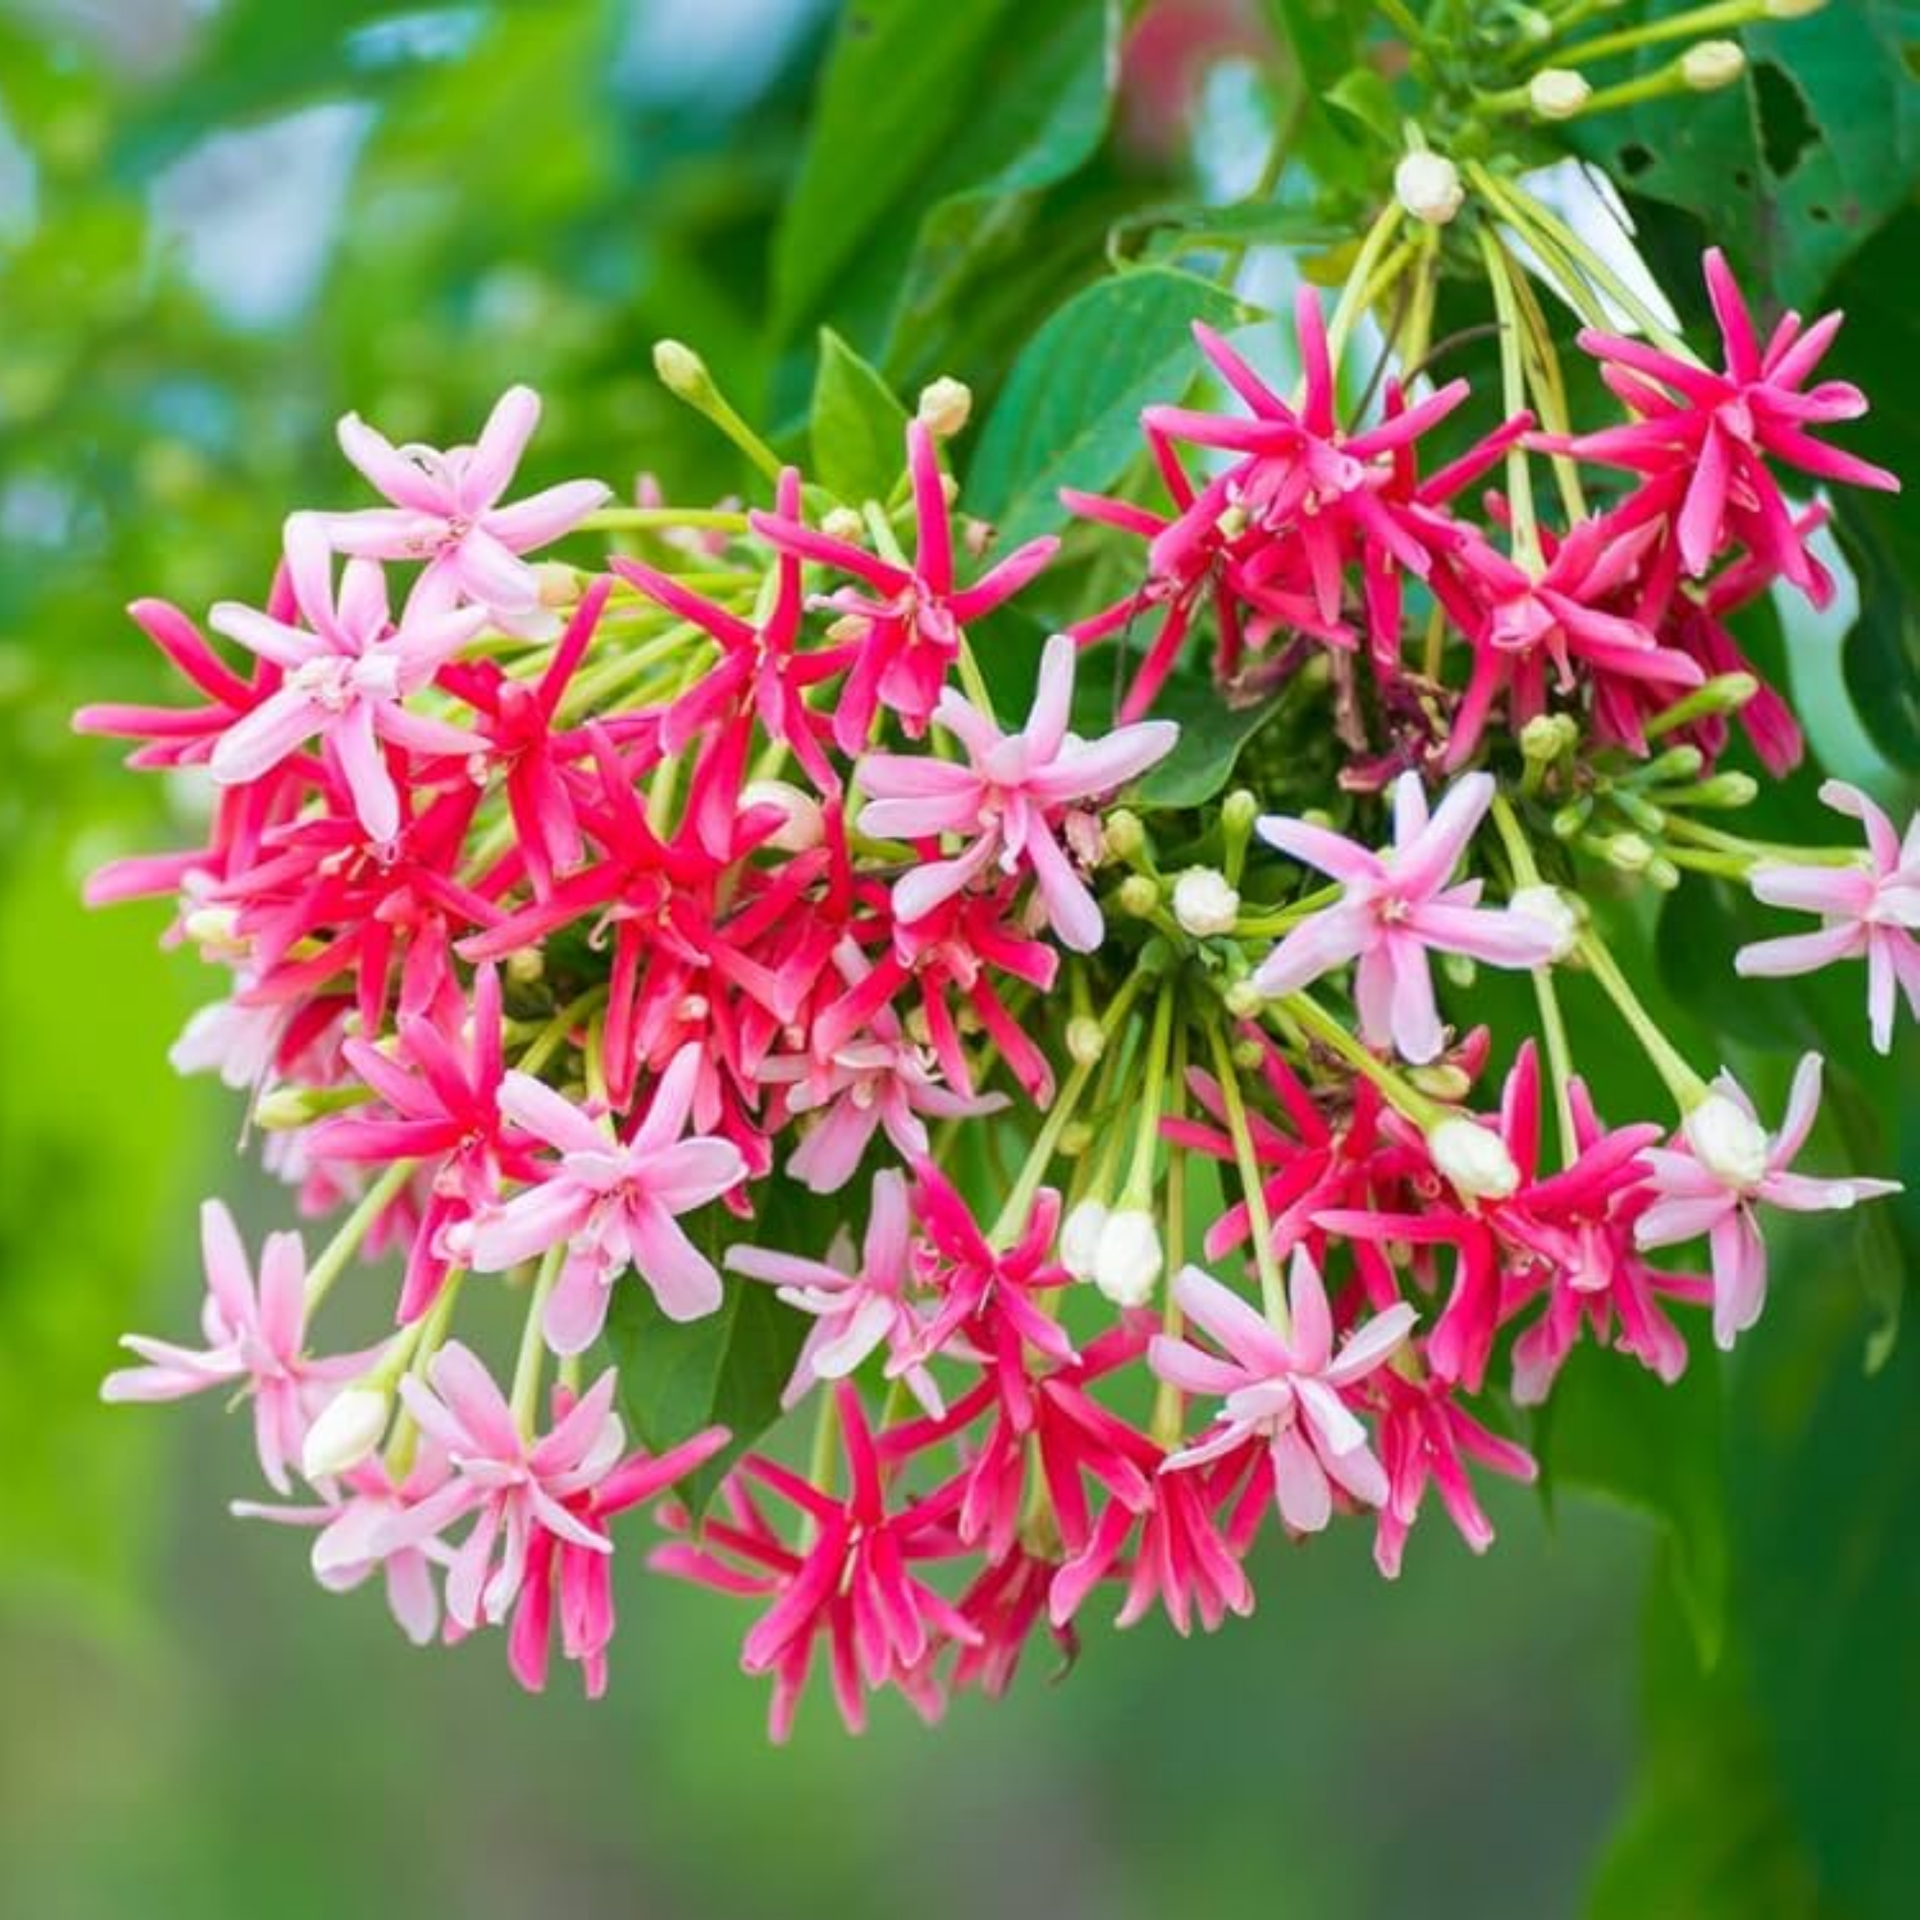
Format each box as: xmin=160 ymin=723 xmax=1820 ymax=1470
xmin=1257 ymin=0 xmax=1378 ymax=190
xmin=1133 ymin=676 xmax=1286 ymax=810
xmin=968 ymin=267 xmax=1250 ymax=547
xmin=1568 ymin=0 xmax=1920 ymax=309
xmin=1836 ymin=513 xmax=1920 ymax=776
xmin=809 ymin=327 xmax=910 ymax=507
xmin=1323 ymin=66 xmax=1399 ymax=149
xmin=770 ymin=0 xmax=1023 ymax=339
xmin=1540 ymin=1340 xmax=1729 ymax=1663
xmin=604 ymin=1184 xmax=839 ymax=1511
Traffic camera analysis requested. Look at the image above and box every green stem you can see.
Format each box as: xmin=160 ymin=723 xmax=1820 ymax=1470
xmin=1204 ymin=1014 xmax=1290 ymax=1335
xmin=1575 ymin=930 xmax=1708 ymax=1110
xmin=303 ymin=1160 xmax=417 ymax=1313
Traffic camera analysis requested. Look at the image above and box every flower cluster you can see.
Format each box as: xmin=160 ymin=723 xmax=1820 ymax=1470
xmin=83 ymin=234 xmax=1906 ymax=1736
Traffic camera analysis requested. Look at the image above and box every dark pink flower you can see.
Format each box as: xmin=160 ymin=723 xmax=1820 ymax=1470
xmin=751 ymin=419 xmax=1057 ymax=749
xmin=1569 ymin=248 xmax=1898 ymax=592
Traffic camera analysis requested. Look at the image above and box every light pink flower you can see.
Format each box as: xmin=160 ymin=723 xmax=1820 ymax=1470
xmin=380 ymin=1343 xmax=627 ymax=1630
xmin=1736 ymin=781 xmax=1920 ymax=1055
xmin=232 ymin=1449 xmax=456 ymax=1646
xmin=1635 ymin=1055 xmax=1902 ymax=1349
xmin=726 ymin=1169 xmax=943 ymax=1415
xmin=1253 ymin=771 xmax=1561 ymax=1061
xmin=760 ymin=941 xmax=1004 ymax=1193
xmin=324 ymin=384 xmax=610 ymax=629
xmin=208 ymin=514 xmax=486 ymax=842
xmin=102 ymin=1199 xmax=373 ymax=1493
xmin=855 ymin=630 xmax=1177 ymax=951
xmin=1148 ymin=1255 xmax=1415 ymax=1534
xmin=467 ymin=1043 xmax=748 ymax=1350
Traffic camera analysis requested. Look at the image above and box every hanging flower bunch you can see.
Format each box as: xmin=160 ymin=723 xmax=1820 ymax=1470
xmin=81 ymin=2 xmax=1910 ymax=1737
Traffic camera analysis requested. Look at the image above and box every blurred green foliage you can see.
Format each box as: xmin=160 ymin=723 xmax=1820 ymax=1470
xmin=0 ymin=3 xmax=1914 ymax=1916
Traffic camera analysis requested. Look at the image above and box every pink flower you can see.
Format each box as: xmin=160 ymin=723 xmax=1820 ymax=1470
xmin=1371 ymin=1373 xmax=1537 ymax=1579
xmin=102 ymin=1199 xmax=373 ymax=1493
xmin=1635 ymin=1055 xmax=1902 ymax=1349
xmin=1253 ymin=771 xmax=1561 ymax=1061
xmin=1569 ymin=248 xmax=1898 ymax=592
xmin=507 ymin=1423 xmax=730 ymax=1699
xmin=1148 ymin=1255 xmax=1415 ymax=1533
xmin=1143 ymin=296 xmax=1468 ymax=631
xmin=761 ymin=940 xmax=1005 ymax=1193
xmin=380 ymin=1343 xmax=628 ymax=1630
xmin=468 ymin=1043 xmax=749 ymax=1350
xmin=856 ymin=630 xmax=1177 ymax=951
xmin=650 ymin=1387 xmax=979 ymax=1740
xmin=751 ymin=419 xmax=1057 ymax=750
xmin=726 ymin=1169 xmax=944 ymax=1415
xmin=232 ymin=1449 xmax=456 ymax=1646
xmin=208 ymin=514 xmax=486 ymax=842
xmin=324 ymin=384 xmax=610 ymax=629
xmin=1736 ymin=781 xmax=1920 ymax=1055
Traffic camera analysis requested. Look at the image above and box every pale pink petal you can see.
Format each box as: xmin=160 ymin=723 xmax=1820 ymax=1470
xmin=1256 ymin=815 xmax=1381 ymax=886
xmin=628 ymin=1200 xmax=725 ymax=1322
xmin=1390 ymin=772 xmax=1493 ymax=899
xmin=496 ymin=1072 xmax=608 ymax=1155
xmin=1251 ymin=902 xmax=1372 ymax=997
xmin=646 ymin=1136 xmax=747 ymax=1212
xmin=208 ymin=687 xmax=321 ymax=785
xmin=1270 ymin=1426 xmax=1333 ymax=1533
xmin=485 ymin=479 xmax=613 ymax=553
xmin=460 ymin=385 xmax=542 ymax=513
xmin=1173 ymin=1266 xmax=1291 ymax=1374
xmin=337 ymin=412 xmax=452 ymax=515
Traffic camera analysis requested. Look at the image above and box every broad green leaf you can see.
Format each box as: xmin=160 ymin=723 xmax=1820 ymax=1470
xmin=770 ymin=0 xmax=1023 ymax=339
xmin=1540 ymin=1340 xmax=1728 ymax=1663
xmin=1257 ymin=0 xmax=1377 ymax=190
xmin=1323 ymin=66 xmax=1399 ymax=150
xmin=604 ymin=1184 xmax=840 ymax=1511
xmin=808 ymin=327 xmax=909 ymax=506
xmin=968 ymin=267 xmax=1250 ymax=547
xmin=1586 ymin=1560 xmax=1824 ymax=1920
xmin=1133 ymin=676 xmax=1286 ymax=810
xmin=1729 ymin=1242 xmax=1920 ymax=1919
xmin=1836 ymin=513 xmax=1920 ymax=776
xmin=1568 ymin=0 xmax=1920 ymax=309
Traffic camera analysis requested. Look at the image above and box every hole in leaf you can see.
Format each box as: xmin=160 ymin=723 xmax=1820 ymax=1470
xmin=1809 ymin=204 xmax=1832 ymax=224
xmin=1732 ymin=168 xmax=1754 ymax=192
xmin=1754 ymin=60 xmax=1817 ymax=178
xmin=1618 ymin=142 xmax=1653 ymax=178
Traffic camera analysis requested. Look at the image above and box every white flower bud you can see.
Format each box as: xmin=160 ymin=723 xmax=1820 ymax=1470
xmin=1394 ymin=151 xmax=1465 ymax=226
xmin=504 ymin=945 xmax=545 ymax=985
xmin=301 ymin=1388 xmax=388 ymax=1481
xmin=1117 ymin=874 xmax=1161 ymax=918
xmin=1173 ymin=866 xmax=1240 ymax=938
xmin=1681 ymin=40 xmax=1745 ymax=90
xmin=821 ymin=506 xmax=866 ymax=542
xmin=1066 ymin=1017 xmax=1106 ymax=1067
xmin=1060 ymin=1199 xmax=1109 ymax=1281
xmin=916 ymin=376 xmax=973 ymax=439
xmin=740 ymin=778 xmax=825 ymax=853
xmin=254 ymin=1085 xmax=316 ymax=1132
xmin=1093 ymin=1207 xmax=1163 ymax=1306
xmin=1223 ymin=979 xmax=1265 ymax=1019
xmin=1684 ymin=1092 xmax=1770 ymax=1189
xmin=652 ymin=338 xmax=713 ymax=401
xmin=1508 ymin=884 xmax=1579 ymax=963
xmin=1428 ymin=1116 xmax=1521 ymax=1201
xmin=1529 ymin=69 xmax=1592 ymax=120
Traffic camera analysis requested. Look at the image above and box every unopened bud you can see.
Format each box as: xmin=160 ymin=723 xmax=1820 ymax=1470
xmin=1066 ymin=1016 xmax=1106 ymax=1067
xmin=821 ymin=506 xmax=865 ymax=542
xmin=1604 ymin=832 xmax=1655 ymax=874
xmin=1685 ymin=772 xmax=1758 ymax=810
xmin=1685 ymin=1091 xmax=1769 ymax=1189
xmin=1104 ymin=808 xmax=1145 ymax=863
xmin=1059 ymin=1120 xmax=1095 ymax=1157
xmin=1118 ymin=874 xmax=1160 ymax=919
xmin=255 ymin=1086 xmax=319 ymax=1131
xmin=1173 ymin=867 xmax=1240 ymax=938
xmin=740 ymin=778 xmax=825 ymax=852
xmin=1520 ymin=713 xmax=1572 ymax=763
xmin=1428 ymin=1116 xmax=1521 ymax=1201
xmin=1060 ymin=1199 xmax=1108 ymax=1281
xmin=1394 ymin=151 xmax=1466 ymax=226
xmin=1093 ymin=1207 xmax=1163 ymax=1307
xmin=1223 ymin=979 xmax=1265 ymax=1020
xmin=183 ymin=904 xmax=245 ymax=953
xmin=652 ymin=338 xmax=713 ymax=402
xmin=1221 ymin=789 xmax=1258 ymax=837
xmin=1681 ymin=40 xmax=1745 ymax=90
xmin=1408 ymin=1062 xmax=1473 ymax=1102
xmin=916 ymin=376 xmax=973 ymax=439
xmin=1508 ymin=883 xmax=1579 ymax=962
xmin=301 ymin=1387 xmax=388 ymax=1481
xmin=533 ymin=561 xmax=580 ymax=607
xmin=1529 ymin=68 xmax=1592 ymax=120
xmin=505 ymin=946 xmax=545 ymax=985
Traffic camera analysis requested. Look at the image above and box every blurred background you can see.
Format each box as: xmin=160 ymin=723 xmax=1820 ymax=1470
xmin=0 ymin=4 xmax=1912 ymax=1916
